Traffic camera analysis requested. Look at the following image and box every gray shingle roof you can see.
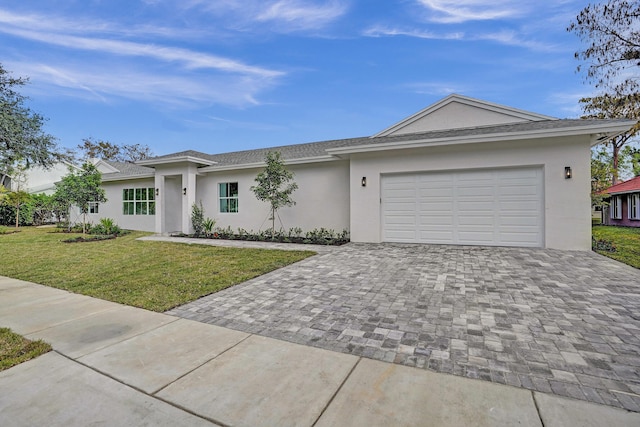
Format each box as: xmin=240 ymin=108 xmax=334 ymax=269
xmin=101 ymin=160 xmax=155 ymax=180
xmin=104 ymin=118 xmax=633 ymax=178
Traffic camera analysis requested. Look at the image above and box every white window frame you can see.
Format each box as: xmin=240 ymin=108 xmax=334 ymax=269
xmin=88 ymin=201 xmax=99 ymax=214
xmin=611 ymin=196 xmax=622 ymax=220
xmin=629 ymin=194 xmax=640 ymax=220
xmin=123 ymin=187 xmax=155 ymax=215
xmin=219 ymin=182 xmax=239 ymax=213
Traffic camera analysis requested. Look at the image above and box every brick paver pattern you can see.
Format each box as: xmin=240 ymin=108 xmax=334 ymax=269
xmin=167 ymin=243 xmax=640 ymax=412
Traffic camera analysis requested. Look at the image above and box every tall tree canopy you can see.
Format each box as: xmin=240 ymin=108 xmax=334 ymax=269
xmin=77 ymin=137 xmax=153 ymax=162
xmin=580 ymin=93 xmax=640 ymax=183
xmin=0 ymin=63 xmax=66 ymax=187
xmin=568 ymin=1 xmax=640 ymax=94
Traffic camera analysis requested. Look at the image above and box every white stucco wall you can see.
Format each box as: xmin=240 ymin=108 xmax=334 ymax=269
xmin=16 ymin=163 xmax=76 ymax=195
xmin=388 ymin=102 xmax=528 ymax=135
xmin=196 ymin=160 xmax=350 ymax=233
xmin=88 ymin=178 xmax=156 ymax=232
xmin=349 ymin=136 xmax=592 ymax=250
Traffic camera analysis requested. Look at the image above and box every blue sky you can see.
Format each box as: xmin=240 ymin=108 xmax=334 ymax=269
xmin=1 ymin=0 xmax=596 ymax=157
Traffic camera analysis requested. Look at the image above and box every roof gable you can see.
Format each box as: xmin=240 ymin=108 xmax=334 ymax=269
xmin=374 ymin=94 xmax=557 ymax=137
xmin=604 ymin=176 xmax=640 ymax=195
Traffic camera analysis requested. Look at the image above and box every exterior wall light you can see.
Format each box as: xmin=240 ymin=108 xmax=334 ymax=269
xmin=183 ymin=187 xmax=187 ymax=195
xmin=155 ymin=188 xmax=159 ymax=196
xmin=361 ymin=177 xmax=367 ymax=187
xmin=565 ymin=167 xmax=572 ymax=179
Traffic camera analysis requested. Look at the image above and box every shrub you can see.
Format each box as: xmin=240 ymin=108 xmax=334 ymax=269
xmin=90 ymin=218 xmax=124 ymax=236
xmin=187 ymin=225 xmax=350 ymax=245
xmin=592 ymin=237 xmax=616 ymax=252
xmin=202 ymin=218 xmax=216 ymax=236
xmin=191 ymin=202 xmax=205 ymax=237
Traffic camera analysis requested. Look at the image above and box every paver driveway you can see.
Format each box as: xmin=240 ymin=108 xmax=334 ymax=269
xmin=167 ymin=243 xmax=640 ymax=412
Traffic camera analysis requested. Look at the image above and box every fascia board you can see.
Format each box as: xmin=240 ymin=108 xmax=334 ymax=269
xmin=197 ymin=155 xmax=338 ymax=173
xmin=101 ymin=173 xmax=155 ymax=182
xmin=136 ymin=156 xmax=216 ymax=167
xmin=330 ymin=122 xmax=637 ymax=155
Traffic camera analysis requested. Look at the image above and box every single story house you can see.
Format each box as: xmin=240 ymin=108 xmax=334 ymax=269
xmin=602 ymin=175 xmax=640 ymax=227
xmin=90 ymin=94 xmax=635 ymax=250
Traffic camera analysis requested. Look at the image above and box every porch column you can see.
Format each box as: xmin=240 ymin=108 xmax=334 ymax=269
xmin=181 ymin=167 xmax=197 ymax=234
xmin=154 ymin=174 xmax=165 ymax=234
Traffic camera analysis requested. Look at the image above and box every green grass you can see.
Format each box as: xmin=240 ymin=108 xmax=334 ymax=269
xmin=0 ymin=327 xmax=51 ymax=372
xmin=592 ymin=226 xmax=640 ymax=269
xmin=0 ymin=227 xmax=314 ymax=311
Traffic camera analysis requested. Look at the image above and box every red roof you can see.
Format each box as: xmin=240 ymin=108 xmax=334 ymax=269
xmin=604 ymin=176 xmax=640 ymax=195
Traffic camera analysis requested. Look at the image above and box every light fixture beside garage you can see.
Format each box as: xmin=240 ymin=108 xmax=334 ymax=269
xmin=183 ymin=187 xmax=187 ymax=195
xmin=565 ymin=167 xmax=572 ymax=179
xmin=361 ymin=177 xmax=367 ymax=187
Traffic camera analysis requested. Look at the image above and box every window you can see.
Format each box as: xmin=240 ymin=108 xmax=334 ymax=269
xmin=629 ymin=194 xmax=640 ymax=220
xmin=88 ymin=202 xmax=99 ymax=214
xmin=123 ymin=187 xmax=155 ymax=215
xmin=611 ymin=196 xmax=622 ymax=220
xmin=219 ymin=182 xmax=238 ymax=213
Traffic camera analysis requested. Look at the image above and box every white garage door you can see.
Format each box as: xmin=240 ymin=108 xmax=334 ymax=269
xmin=382 ymin=168 xmax=544 ymax=247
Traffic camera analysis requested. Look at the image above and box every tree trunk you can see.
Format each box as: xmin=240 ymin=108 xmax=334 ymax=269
xmin=15 ymin=205 xmax=19 ymax=229
xmin=271 ymin=206 xmax=275 ymax=239
xmin=613 ymin=141 xmax=620 ymax=185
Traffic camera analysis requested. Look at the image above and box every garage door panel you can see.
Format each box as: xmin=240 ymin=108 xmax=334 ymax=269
xmin=382 ymin=168 xmax=543 ymax=247
xmin=418 ymin=230 xmax=454 ymax=242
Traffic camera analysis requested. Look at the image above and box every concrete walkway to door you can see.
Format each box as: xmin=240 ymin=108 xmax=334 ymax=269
xmin=167 ymin=242 xmax=640 ymax=413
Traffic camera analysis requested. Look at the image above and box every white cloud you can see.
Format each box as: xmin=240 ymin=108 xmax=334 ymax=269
xmin=0 ymin=26 xmax=281 ymax=78
xmin=363 ymin=26 xmax=463 ymax=40
xmin=404 ymin=82 xmax=469 ymax=96
xmin=9 ymin=61 xmax=271 ymax=108
xmin=183 ymin=0 xmax=348 ymax=32
xmin=416 ymin=0 xmax=530 ymax=23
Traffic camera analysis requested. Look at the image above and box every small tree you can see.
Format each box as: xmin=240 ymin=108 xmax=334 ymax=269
xmin=4 ymin=191 xmax=29 ymax=229
xmin=251 ymin=151 xmax=298 ymax=236
xmin=53 ymin=163 xmax=107 ymax=233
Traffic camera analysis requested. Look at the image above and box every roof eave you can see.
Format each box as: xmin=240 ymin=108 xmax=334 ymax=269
xmin=328 ymin=122 xmax=637 ymax=155
xmin=136 ymin=156 xmax=216 ymax=167
xmin=198 ymin=155 xmax=339 ymax=173
xmin=101 ymin=173 xmax=156 ymax=182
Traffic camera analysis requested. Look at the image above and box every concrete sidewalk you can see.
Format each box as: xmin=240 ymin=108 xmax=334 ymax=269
xmin=1 ymin=277 xmax=638 ymax=426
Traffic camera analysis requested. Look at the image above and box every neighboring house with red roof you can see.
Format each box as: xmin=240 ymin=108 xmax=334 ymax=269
xmin=603 ymin=176 xmax=640 ymax=227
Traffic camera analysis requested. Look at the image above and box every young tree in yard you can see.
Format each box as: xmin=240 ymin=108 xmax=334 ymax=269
xmin=568 ymin=1 xmax=640 ymax=94
xmin=53 ymin=163 xmax=106 ymax=233
xmin=4 ymin=191 xmax=29 ymax=229
xmin=251 ymin=151 xmax=298 ymax=236
xmin=0 ymin=63 xmax=68 ymax=188
xmin=580 ymin=94 xmax=640 ymax=184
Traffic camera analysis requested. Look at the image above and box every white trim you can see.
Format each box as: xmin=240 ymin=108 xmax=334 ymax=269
xmin=611 ymin=196 xmax=622 ymax=220
xmin=198 ymin=155 xmax=338 ymax=173
xmin=136 ymin=156 xmax=216 ymax=167
xmin=101 ymin=173 xmax=155 ymax=182
xmin=629 ymin=194 xmax=640 ymax=220
xmin=329 ymin=122 xmax=636 ymax=156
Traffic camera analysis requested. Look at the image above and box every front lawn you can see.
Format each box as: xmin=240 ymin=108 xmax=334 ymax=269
xmin=0 ymin=227 xmax=314 ymax=311
xmin=592 ymin=225 xmax=640 ymax=269
xmin=0 ymin=328 xmax=51 ymax=372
